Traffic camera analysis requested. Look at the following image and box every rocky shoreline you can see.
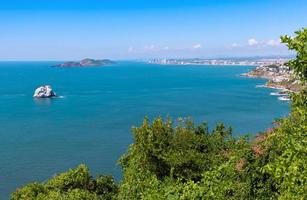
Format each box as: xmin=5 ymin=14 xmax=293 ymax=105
xmin=242 ymin=64 xmax=304 ymax=101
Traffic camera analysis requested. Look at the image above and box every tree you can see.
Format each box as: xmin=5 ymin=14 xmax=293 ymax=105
xmin=261 ymin=28 xmax=307 ymax=200
xmin=117 ymin=117 xmax=250 ymax=199
xmin=11 ymin=164 xmax=118 ymax=200
xmin=281 ymin=28 xmax=307 ymax=80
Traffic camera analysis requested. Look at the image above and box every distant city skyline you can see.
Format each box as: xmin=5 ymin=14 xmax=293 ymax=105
xmin=0 ymin=0 xmax=306 ymax=60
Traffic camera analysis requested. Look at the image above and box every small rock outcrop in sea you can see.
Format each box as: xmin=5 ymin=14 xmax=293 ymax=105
xmin=54 ymin=58 xmax=115 ymax=67
xmin=33 ymin=85 xmax=57 ymax=98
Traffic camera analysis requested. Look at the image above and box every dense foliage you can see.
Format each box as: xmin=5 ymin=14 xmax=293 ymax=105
xmin=118 ymin=118 xmax=249 ymax=199
xmin=11 ymin=28 xmax=306 ymax=199
xmin=11 ymin=165 xmax=118 ymax=200
xmin=281 ymin=28 xmax=307 ymax=80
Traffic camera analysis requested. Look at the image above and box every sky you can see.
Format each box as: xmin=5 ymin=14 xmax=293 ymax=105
xmin=0 ymin=0 xmax=306 ymax=60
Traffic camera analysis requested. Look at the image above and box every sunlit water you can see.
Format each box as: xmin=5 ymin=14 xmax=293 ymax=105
xmin=0 ymin=61 xmax=289 ymax=198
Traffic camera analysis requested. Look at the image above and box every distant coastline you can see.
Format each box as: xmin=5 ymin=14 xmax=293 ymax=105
xmin=242 ymin=64 xmax=303 ymax=92
xmin=147 ymin=57 xmax=290 ymax=66
xmin=147 ymin=57 xmax=304 ymax=101
xmin=242 ymin=63 xmax=305 ymax=101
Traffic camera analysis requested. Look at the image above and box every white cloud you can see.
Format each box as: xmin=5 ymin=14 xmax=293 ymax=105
xmin=128 ymin=46 xmax=134 ymax=53
xmin=192 ymin=44 xmax=202 ymax=49
xmin=163 ymin=46 xmax=169 ymax=50
xmin=247 ymin=38 xmax=281 ymax=47
xmin=248 ymin=38 xmax=258 ymax=46
xmin=266 ymin=39 xmax=280 ymax=46
xmin=144 ymin=44 xmax=155 ymax=50
xmin=229 ymin=38 xmax=283 ymax=49
xmin=231 ymin=43 xmax=240 ymax=47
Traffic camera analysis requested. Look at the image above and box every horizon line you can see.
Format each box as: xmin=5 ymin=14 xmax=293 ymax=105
xmin=0 ymin=55 xmax=296 ymax=62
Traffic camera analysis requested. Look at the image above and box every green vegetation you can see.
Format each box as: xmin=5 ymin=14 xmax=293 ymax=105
xmin=11 ymin=28 xmax=307 ymax=199
xmin=11 ymin=165 xmax=118 ymax=200
xmin=281 ymin=28 xmax=307 ymax=80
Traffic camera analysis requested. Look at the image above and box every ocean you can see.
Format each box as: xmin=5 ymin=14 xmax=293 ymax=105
xmin=0 ymin=61 xmax=289 ymax=198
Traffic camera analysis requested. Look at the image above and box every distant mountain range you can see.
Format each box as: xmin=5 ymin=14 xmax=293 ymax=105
xmin=54 ymin=58 xmax=115 ymax=67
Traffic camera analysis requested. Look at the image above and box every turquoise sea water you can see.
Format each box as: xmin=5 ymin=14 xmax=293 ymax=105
xmin=0 ymin=61 xmax=289 ymax=198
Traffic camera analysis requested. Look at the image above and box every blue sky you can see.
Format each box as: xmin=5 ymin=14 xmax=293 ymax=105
xmin=0 ymin=0 xmax=306 ymax=60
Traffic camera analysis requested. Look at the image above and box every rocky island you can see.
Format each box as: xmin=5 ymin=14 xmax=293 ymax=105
xmin=54 ymin=58 xmax=115 ymax=67
xmin=33 ymin=85 xmax=57 ymax=98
